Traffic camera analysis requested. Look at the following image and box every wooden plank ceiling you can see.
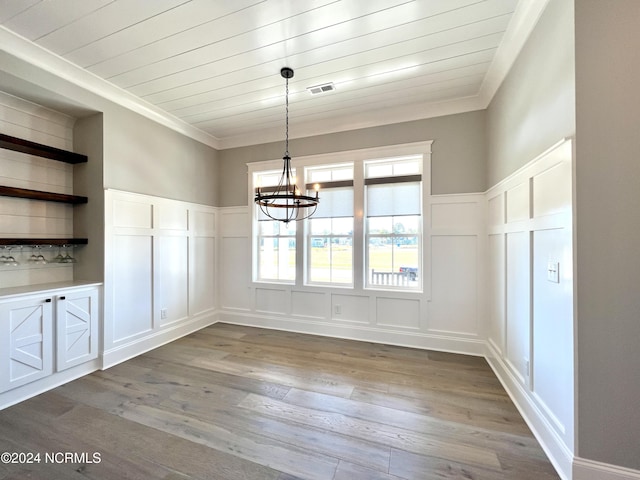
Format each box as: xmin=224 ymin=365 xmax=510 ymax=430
xmin=0 ymin=0 xmax=522 ymax=147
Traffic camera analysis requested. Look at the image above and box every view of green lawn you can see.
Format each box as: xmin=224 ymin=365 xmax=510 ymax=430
xmin=309 ymin=245 xmax=418 ymax=269
xmin=259 ymin=245 xmax=419 ymax=283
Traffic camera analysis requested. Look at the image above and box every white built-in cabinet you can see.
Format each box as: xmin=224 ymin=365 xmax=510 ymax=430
xmin=0 ymin=283 xmax=100 ymax=395
xmin=55 ymin=287 xmax=99 ymax=371
xmin=0 ymin=295 xmax=53 ymax=391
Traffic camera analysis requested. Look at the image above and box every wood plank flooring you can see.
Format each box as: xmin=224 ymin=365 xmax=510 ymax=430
xmin=0 ymin=323 xmax=559 ymax=480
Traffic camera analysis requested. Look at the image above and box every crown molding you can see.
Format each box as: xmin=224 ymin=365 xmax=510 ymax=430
xmin=0 ymin=26 xmax=221 ymax=150
xmin=218 ymin=95 xmax=485 ymax=150
xmin=477 ymin=0 xmax=552 ymax=107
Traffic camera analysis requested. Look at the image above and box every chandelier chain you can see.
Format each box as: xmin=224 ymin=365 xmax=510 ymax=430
xmin=285 ymin=75 xmax=289 ymax=157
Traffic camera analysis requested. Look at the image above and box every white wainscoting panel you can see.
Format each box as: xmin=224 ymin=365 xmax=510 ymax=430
xmin=111 ymin=234 xmax=153 ymax=343
xmin=506 ymin=181 xmax=530 ymax=223
xmin=220 ymin=208 xmax=249 ymax=237
xmin=255 ymin=287 xmax=288 ymax=315
xmin=429 ymin=194 xmax=484 ymax=338
xmin=190 ymin=236 xmax=215 ymax=317
xmin=488 ymin=192 xmax=504 ymax=227
xmin=156 ymin=235 xmax=189 ymax=327
xmin=189 ymin=204 xmax=216 ymax=318
xmin=112 ymin=196 xmax=152 ymax=229
xmin=429 ymin=235 xmax=478 ymax=335
xmin=331 ymin=294 xmax=369 ymax=324
xmin=104 ymin=190 xmax=217 ymax=367
xmin=219 ymin=206 xmax=251 ymax=312
xmin=431 ymin=201 xmax=479 ymax=230
xmin=487 ymin=233 xmax=505 ymax=355
xmin=291 ymin=291 xmax=326 ymax=320
xmin=220 ymin=236 xmax=251 ymax=311
xmin=505 ymin=231 xmax=531 ymax=384
xmin=532 ymin=227 xmax=573 ymax=437
xmin=157 ymin=202 xmax=188 ymax=231
xmin=191 ymin=209 xmax=216 ymax=236
xmin=376 ymin=297 xmax=420 ymax=329
xmin=484 ymin=138 xmax=574 ymax=480
xmin=532 ymin=159 xmax=572 ymax=218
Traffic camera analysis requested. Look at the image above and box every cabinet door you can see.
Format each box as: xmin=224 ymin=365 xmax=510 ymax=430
xmin=56 ymin=288 xmax=99 ymax=371
xmin=0 ymin=297 xmax=53 ymax=393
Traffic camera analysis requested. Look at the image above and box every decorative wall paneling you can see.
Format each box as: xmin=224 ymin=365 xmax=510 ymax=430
xmin=0 ymin=92 xmax=78 ymax=288
xmin=218 ymin=193 xmax=485 ymax=355
xmin=484 ymin=138 xmax=574 ymax=480
xmin=103 ymin=189 xmax=217 ymax=367
xmin=429 ymin=194 xmax=485 ymax=338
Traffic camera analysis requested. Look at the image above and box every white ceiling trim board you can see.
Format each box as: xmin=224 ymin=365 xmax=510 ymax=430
xmin=477 ymin=0 xmax=551 ymax=106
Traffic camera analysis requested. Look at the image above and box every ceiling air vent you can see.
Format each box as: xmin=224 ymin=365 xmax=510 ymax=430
xmin=307 ymin=82 xmax=336 ymax=95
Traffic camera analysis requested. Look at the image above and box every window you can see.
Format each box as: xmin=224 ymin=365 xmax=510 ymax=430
xmin=254 ymin=170 xmax=297 ymax=283
xmin=249 ymin=143 xmax=429 ymax=291
xmin=306 ymin=164 xmax=354 ymax=285
xmin=365 ymin=156 xmax=422 ymax=289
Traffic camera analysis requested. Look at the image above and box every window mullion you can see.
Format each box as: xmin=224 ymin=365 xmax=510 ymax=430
xmin=295 ymin=222 xmax=304 ymax=287
xmin=352 ymin=159 xmax=365 ymax=290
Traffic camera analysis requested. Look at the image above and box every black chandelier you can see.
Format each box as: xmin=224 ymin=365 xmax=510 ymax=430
xmin=254 ymin=67 xmax=319 ymax=223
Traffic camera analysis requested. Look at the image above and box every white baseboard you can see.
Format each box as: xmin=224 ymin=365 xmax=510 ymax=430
xmin=0 ymin=359 xmax=101 ymax=411
xmin=573 ymin=458 xmax=640 ymax=480
xmin=484 ymin=342 xmax=573 ymax=480
xmin=218 ymin=310 xmax=486 ymax=356
xmin=102 ymin=310 xmax=218 ymax=369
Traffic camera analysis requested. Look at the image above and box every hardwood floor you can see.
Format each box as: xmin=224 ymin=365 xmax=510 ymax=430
xmin=0 ymin=323 xmax=559 ymax=480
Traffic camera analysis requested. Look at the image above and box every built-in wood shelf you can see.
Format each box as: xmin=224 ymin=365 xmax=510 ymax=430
xmin=0 ymin=238 xmax=88 ymax=246
xmin=0 ymin=133 xmax=89 ymax=251
xmin=0 ymin=186 xmax=88 ymax=204
xmin=0 ymin=133 xmax=87 ymax=164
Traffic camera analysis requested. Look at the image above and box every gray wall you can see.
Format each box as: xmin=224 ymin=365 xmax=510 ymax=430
xmin=73 ymin=113 xmax=105 ymax=282
xmin=575 ymin=0 xmax=640 ymax=469
xmin=218 ymin=110 xmax=486 ymax=207
xmin=103 ymin=104 xmax=219 ymax=206
xmin=486 ymin=0 xmax=575 ymax=187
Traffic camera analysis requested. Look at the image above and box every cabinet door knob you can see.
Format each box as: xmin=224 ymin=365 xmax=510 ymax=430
xmin=45 ymin=298 xmax=52 ymax=303
xmin=60 ymin=296 xmax=66 ymax=300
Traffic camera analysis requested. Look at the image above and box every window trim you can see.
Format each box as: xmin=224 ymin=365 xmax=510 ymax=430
xmin=247 ymin=141 xmax=432 ymax=293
